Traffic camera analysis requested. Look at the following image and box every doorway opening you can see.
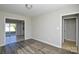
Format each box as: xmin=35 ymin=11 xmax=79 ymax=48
xmin=62 ymin=18 xmax=77 ymax=52
xmin=62 ymin=14 xmax=79 ymax=53
xmin=5 ymin=18 xmax=25 ymax=45
xmin=5 ymin=23 xmax=16 ymax=44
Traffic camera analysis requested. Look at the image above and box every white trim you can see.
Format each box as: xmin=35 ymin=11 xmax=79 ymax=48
xmin=33 ymin=38 xmax=61 ymax=48
xmin=76 ymin=17 xmax=78 ymax=46
xmin=4 ymin=16 xmax=6 ymax=46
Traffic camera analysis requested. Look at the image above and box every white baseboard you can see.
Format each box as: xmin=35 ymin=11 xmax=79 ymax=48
xmin=33 ymin=38 xmax=61 ymax=48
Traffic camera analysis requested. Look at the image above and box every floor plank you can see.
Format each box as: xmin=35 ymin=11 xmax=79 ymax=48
xmin=62 ymin=40 xmax=77 ymax=53
xmin=0 ymin=39 xmax=76 ymax=54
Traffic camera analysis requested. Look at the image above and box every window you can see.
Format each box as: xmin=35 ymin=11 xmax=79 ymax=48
xmin=5 ymin=23 xmax=16 ymax=32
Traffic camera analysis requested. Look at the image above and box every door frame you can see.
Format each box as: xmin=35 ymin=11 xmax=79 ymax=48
xmin=4 ymin=17 xmax=25 ymax=45
xmin=62 ymin=14 xmax=78 ymax=47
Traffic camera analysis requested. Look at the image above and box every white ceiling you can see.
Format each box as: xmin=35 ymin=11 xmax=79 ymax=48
xmin=0 ymin=4 xmax=69 ymax=16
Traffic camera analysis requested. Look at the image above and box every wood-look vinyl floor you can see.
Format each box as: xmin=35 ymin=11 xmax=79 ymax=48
xmin=0 ymin=39 xmax=76 ymax=54
xmin=62 ymin=40 xmax=78 ymax=53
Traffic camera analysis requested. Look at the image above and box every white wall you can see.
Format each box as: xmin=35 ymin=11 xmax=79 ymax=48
xmin=0 ymin=11 xmax=31 ymax=46
xmin=64 ymin=19 xmax=76 ymax=42
xmin=25 ymin=16 xmax=32 ymax=39
xmin=32 ymin=5 xmax=79 ymax=48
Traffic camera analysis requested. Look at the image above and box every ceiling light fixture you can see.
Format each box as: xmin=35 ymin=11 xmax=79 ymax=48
xmin=25 ymin=4 xmax=32 ymax=9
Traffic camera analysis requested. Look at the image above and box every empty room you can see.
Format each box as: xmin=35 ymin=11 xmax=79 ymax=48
xmin=0 ymin=4 xmax=79 ymax=54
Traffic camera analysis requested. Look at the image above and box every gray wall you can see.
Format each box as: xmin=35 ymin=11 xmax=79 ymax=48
xmin=64 ymin=18 xmax=76 ymax=42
